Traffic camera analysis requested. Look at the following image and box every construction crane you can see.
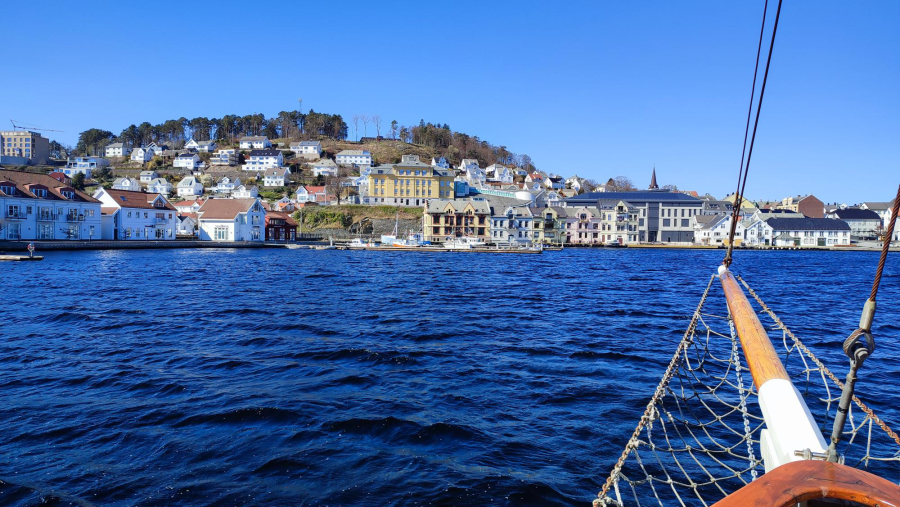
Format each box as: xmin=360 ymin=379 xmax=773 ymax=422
xmin=9 ymin=120 xmax=64 ymax=133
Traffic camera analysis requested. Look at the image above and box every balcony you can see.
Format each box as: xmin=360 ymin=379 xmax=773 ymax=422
xmin=5 ymin=211 xmax=26 ymax=220
xmin=65 ymin=214 xmax=82 ymax=222
xmin=37 ymin=213 xmax=55 ymax=222
xmin=155 ymin=217 xmax=168 ymax=224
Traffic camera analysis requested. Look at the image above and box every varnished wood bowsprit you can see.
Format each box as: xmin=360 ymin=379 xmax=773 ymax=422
xmin=719 ymin=269 xmax=789 ymax=389
xmin=713 ymin=460 xmax=900 ymax=507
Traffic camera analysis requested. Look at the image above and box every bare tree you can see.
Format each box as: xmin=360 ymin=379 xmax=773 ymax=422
xmin=361 ymin=114 xmax=370 ymax=139
xmin=352 ymin=115 xmax=360 ymax=142
xmin=373 ymin=115 xmax=382 ymax=138
xmin=610 ymin=176 xmax=636 ymax=192
xmin=661 ymin=184 xmax=678 ymax=191
xmin=325 ymin=166 xmax=352 ymax=205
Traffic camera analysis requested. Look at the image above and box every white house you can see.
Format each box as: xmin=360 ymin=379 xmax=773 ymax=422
xmin=693 ymin=214 xmax=744 ymax=246
xmin=263 ymin=167 xmax=291 ymax=187
xmin=290 ymin=140 xmax=322 ymax=159
xmin=431 ymin=157 xmax=450 ymax=169
xmin=335 ymin=149 xmax=372 ymax=166
xmin=185 ymin=139 xmax=217 ymax=152
xmin=0 ymin=169 xmax=102 ymax=241
xmin=93 ymin=187 xmax=177 ymax=240
xmin=146 ymin=143 xmax=165 ymax=157
xmin=105 ymin=143 xmax=131 ymax=158
xmin=239 ymin=136 xmax=271 ymax=150
xmin=295 ymin=185 xmax=329 ymax=204
xmin=131 ymin=147 xmax=153 ymax=163
xmin=545 ymin=175 xmax=565 ymax=190
xmin=63 ymin=157 xmax=108 ymax=179
xmin=139 ymin=170 xmax=158 ymax=183
xmin=744 ymin=217 xmax=851 ymax=247
xmin=174 ymin=153 xmax=201 ymax=170
xmin=176 ymin=214 xmax=198 ymax=236
xmin=566 ymin=175 xmax=586 ymax=192
xmin=197 ymin=198 xmax=266 ymax=242
xmin=112 ymin=177 xmax=142 ymax=192
xmin=233 ymin=185 xmax=258 ymax=199
xmin=146 ymin=178 xmax=173 ymax=196
xmin=172 ymin=198 xmax=205 ymax=214
xmin=176 ymin=176 xmax=204 ymax=197
xmin=242 ymin=149 xmax=283 ymax=171
xmin=211 ymin=149 xmax=237 ymax=166
xmin=311 ymin=158 xmax=338 ymax=177
xmin=825 ymin=208 xmax=883 ymax=240
xmin=486 ymin=164 xmax=514 ymax=184
xmin=214 ymin=176 xmax=242 ymax=195
xmin=464 ymin=165 xmax=486 ymax=187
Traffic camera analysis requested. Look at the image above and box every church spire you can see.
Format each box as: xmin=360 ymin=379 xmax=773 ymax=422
xmin=649 ymin=167 xmax=659 ymax=190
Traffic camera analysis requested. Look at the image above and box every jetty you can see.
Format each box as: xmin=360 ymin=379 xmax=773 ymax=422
xmin=0 ymin=255 xmax=43 ymax=261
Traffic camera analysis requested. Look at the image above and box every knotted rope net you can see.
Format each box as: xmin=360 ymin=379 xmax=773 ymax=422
xmin=595 ymin=274 xmax=900 ymax=506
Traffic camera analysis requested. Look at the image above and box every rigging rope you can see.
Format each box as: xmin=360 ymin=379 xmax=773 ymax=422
xmin=723 ymin=0 xmax=784 ymax=268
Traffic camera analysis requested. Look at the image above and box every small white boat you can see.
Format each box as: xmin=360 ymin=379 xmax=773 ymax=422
xmin=348 ymin=238 xmax=372 ymax=249
xmin=444 ymin=237 xmax=488 ymax=250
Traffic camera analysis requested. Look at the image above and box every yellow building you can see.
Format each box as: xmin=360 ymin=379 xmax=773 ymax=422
xmin=424 ymin=199 xmax=491 ymax=243
xmin=1 ymin=130 xmax=50 ymax=164
xmin=367 ymin=155 xmax=455 ymax=207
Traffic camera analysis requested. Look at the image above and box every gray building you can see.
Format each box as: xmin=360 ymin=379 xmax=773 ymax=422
xmin=564 ymin=190 xmax=704 ymax=243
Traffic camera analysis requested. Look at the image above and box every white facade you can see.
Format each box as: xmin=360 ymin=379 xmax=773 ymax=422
xmin=105 ymin=143 xmax=131 ymax=158
xmin=211 ymin=149 xmax=237 ymax=166
xmin=233 ymin=185 xmax=258 ymax=199
xmin=63 ymin=157 xmax=108 ymax=179
xmin=0 ymin=177 xmax=102 ymax=241
xmin=311 ymin=159 xmax=338 ymax=177
xmin=176 ymin=176 xmax=204 ymax=197
xmin=93 ymin=188 xmax=177 ymax=240
xmin=242 ymin=150 xmax=283 ymax=171
xmin=197 ymin=198 xmax=266 ymax=242
xmin=185 ymin=139 xmax=217 ymax=152
xmin=215 ymin=176 xmax=242 ymax=195
xmin=263 ymin=167 xmax=290 ymax=187
xmin=174 ymin=153 xmax=201 ymax=170
xmin=112 ymin=177 xmax=142 ymax=192
xmin=239 ymin=136 xmax=271 ymax=149
xmin=335 ymin=150 xmax=372 ymax=166
xmin=486 ymin=164 xmax=514 ymax=184
xmin=431 ymin=157 xmax=450 ymax=169
xmin=139 ymin=171 xmax=158 ymax=183
xmin=146 ymin=143 xmax=164 ymax=157
xmin=131 ymin=147 xmax=153 ymax=163
xmin=146 ymin=178 xmax=173 ymax=196
xmin=290 ymin=140 xmax=322 ymax=158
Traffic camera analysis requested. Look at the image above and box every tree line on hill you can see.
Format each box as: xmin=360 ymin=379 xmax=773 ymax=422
xmin=74 ymin=110 xmax=349 ymax=156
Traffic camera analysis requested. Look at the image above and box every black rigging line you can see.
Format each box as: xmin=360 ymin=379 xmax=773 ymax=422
xmin=724 ymin=0 xmax=784 ymax=268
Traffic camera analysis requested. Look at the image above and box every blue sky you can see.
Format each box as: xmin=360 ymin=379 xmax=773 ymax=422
xmin=2 ymin=1 xmax=897 ymax=203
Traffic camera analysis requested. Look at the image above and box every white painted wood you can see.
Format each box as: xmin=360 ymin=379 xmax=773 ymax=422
xmin=757 ymin=378 xmax=828 ymax=471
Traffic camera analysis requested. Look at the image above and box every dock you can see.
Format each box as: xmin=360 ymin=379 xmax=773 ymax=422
xmin=0 ymin=255 xmax=43 ymax=261
xmin=341 ymin=246 xmax=543 ymax=254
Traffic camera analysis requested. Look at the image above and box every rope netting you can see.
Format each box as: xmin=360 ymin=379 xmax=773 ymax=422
xmin=595 ymin=274 xmax=900 ymax=507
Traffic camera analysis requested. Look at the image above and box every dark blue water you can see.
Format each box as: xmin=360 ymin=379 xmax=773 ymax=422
xmin=2 ymin=248 xmax=899 ymax=506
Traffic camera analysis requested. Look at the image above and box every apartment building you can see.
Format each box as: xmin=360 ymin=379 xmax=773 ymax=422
xmin=0 ymin=130 xmax=50 ymax=164
xmin=0 ymin=169 xmax=102 ymax=240
xmin=367 ymin=155 xmax=455 ymax=207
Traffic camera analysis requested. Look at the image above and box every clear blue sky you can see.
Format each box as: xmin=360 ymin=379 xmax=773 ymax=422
xmin=2 ymin=0 xmax=897 ymax=203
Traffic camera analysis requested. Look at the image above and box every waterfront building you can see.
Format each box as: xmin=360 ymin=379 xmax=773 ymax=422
xmin=197 ymin=198 xmax=266 ymax=242
xmin=146 ymin=178 xmax=173 ymax=196
xmin=825 ymin=208 xmax=882 ymax=240
xmin=265 ymin=211 xmax=297 ymax=242
xmin=0 ymin=169 xmax=101 ymax=240
xmin=176 ymin=214 xmax=198 ymax=236
xmin=211 ymin=149 xmax=237 ymax=166
xmin=335 ymin=149 xmax=372 ymax=166
xmin=594 ymin=199 xmax=640 ymax=245
xmin=131 ymin=147 xmax=153 ymax=163
xmin=423 ymin=199 xmax=491 ymax=244
xmin=529 ymin=206 xmax=569 ymax=245
xmin=776 ymin=194 xmax=824 ymax=218
xmin=112 ymin=177 xmax=142 ymax=192
xmin=565 ymin=190 xmax=704 ymax=243
xmin=764 ymin=217 xmax=851 ymax=247
xmin=174 ymin=153 xmax=201 ymax=170
xmin=233 ymin=185 xmax=258 ymax=199
xmin=563 ymin=206 xmax=605 ymax=245
xmin=367 ymin=155 xmax=455 ymax=207
xmin=859 ymin=201 xmax=894 ymax=231
xmin=239 ymin=136 xmax=271 ymax=150
xmin=290 ymin=140 xmax=322 ymax=159
xmin=94 ymin=188 xmax=177 ymax=240
xmin=263 ymin=167 xmax=290 ymax=187
xmin=490 ymin=206 xmax=535 ymax=246
xmin=311 ymin=158 xmax=338 ymax=177
xmin=105 ymin=143 xmax=131 ymax=158
xmin=176 ymin=176 xmax=204 ymax=198
xmin=185 ymin=139 xmax=217 ymax=152
xmin=694 ymin=214 xmax=743 ymax=246
xmin=242 ymin=149 xmax=283 ymax=171
xmin=0 ymin=130 xmax=50 ymax=164
xmin=63 ymin=157 xmax=108 ymax=179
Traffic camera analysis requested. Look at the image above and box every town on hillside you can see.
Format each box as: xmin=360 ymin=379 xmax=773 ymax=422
xmin=0 ymin=129 xmax=896 ymax=248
